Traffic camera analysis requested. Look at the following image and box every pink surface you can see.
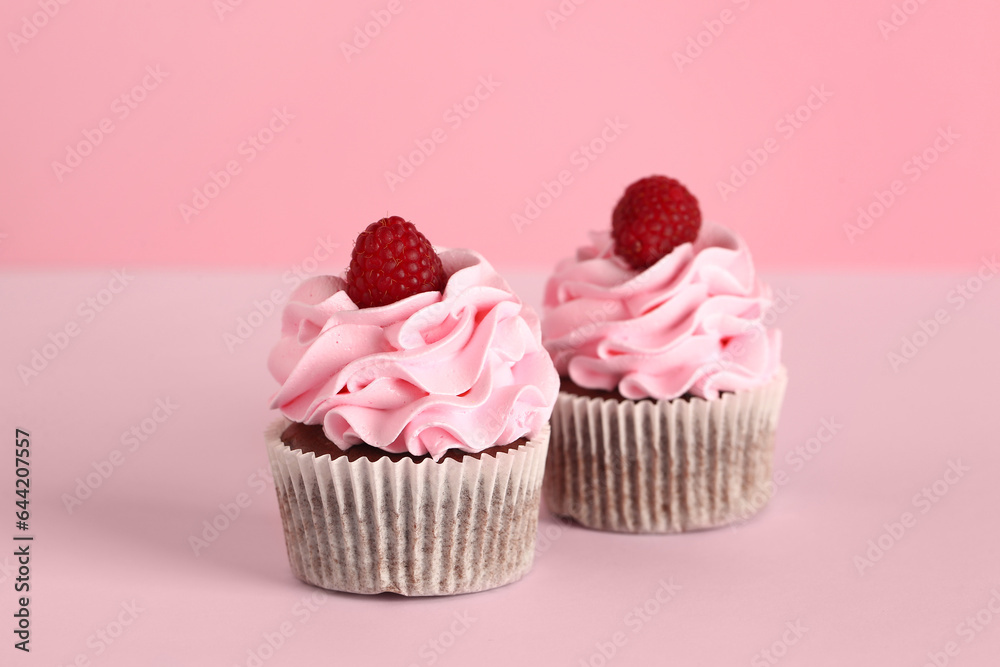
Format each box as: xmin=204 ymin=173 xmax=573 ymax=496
xmin=4 ymin=269 xmax=1000 ymax=666
xmin=3 ymin=1 xmax=999 ymax=269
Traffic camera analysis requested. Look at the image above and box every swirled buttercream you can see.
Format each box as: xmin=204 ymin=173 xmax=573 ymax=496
xmin=269 ymin=249 xmax=558 ymax=460
xmin=542 ymin=222 xmax=781 ymax=400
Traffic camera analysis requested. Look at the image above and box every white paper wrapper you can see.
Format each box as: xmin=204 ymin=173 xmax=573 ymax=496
xmin=265 ymin=420 xmax=550 ymax=596
xmin=544 ymin=367 xmax=787 ymax=533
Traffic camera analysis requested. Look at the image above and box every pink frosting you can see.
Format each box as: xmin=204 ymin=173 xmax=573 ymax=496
xmin=542 ymin=222 xmax=782 ymax=400
xmin=268 ymin=248 xmax=558 ymax=460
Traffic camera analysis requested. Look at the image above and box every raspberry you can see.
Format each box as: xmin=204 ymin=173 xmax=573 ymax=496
xmin=344 ymin=216 xmax=447 ymax=308
xmin=611 ymin=175 xmax=702 ymax=270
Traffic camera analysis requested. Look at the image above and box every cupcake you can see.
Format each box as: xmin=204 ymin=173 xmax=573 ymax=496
xmin=266 ymin=216 xmax=558 ymax=595
xmin=541 ymin=176 xmax=787 ymax=533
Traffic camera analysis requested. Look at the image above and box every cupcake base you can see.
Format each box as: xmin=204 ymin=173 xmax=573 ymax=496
xmin=265 ymin=420 xmax=550 ymax=596
xmin=544 ymin=367 xmax=787 ymax=533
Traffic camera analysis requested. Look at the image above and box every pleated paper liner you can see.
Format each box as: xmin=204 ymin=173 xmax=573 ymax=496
xmin=544 ymin=367 xmax=787 ymax=533
xmin=265 ymin=420 xmax=550 ymax=596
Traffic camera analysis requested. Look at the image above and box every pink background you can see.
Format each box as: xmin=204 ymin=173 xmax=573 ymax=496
xmin=2 ymin=0 xmax=998 ymax=270
xmin=4 ymin=2 xmax=1000 ymax=666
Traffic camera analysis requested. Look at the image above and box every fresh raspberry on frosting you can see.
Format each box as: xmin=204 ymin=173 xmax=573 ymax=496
xmin=611 ymin=175 xmax=702 ymax=270
xmin=345 ymin=216 xmax=447 ymax=308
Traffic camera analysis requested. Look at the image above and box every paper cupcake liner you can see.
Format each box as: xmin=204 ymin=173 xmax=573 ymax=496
xmin=265 ymin=421 xmax=550 ymax=596
xmin=544 ymin=367 xmax=787 ymax=533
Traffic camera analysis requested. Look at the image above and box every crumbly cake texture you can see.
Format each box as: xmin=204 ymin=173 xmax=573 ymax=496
xmin=544 ymin=368 xmax=787 ymax=533
xmin=265 ymin=420 xmax=550 ymax=595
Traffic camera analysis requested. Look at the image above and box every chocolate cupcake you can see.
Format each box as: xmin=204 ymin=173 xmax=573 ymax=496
xmin=541 ymin=176 xmax=787 ymax=533
xmin=266 ymin=217 xmax=557 ymax=594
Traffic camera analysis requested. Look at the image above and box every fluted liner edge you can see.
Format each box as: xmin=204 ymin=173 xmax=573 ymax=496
xmin=544 ymin=368 xmax=787 ymax=533
xmin=265 ymin=421 xmax=550 ymax=596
